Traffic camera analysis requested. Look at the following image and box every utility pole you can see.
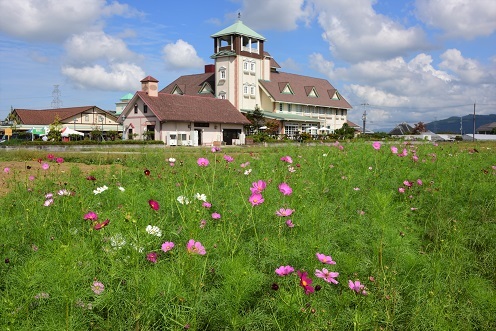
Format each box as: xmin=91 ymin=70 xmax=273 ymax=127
xmin=361 ymin=103 xmax=369 ymax=134
xmin=473 ymin=102 xmax=476 ymax=142
xmin=51 ymin=85 xmax=62 ymax=108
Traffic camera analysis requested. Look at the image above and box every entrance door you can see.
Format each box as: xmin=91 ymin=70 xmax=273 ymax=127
xmin=195 ymin=129 xmax=202 ymax=146
xmin=222 ymin=129 xmax=241 ymax=145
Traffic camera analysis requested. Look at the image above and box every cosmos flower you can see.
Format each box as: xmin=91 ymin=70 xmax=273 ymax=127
xmin=275 ymin=265 xmax=294 ymax=276
xmin=316 ymin=253 xmax=336 ymax=265
xmin=93 ymin=219 xmax=110 ymax=230
xmin=161 ymin=241 xmax=175 ymax=253
xmin=197 ymin=158 xmax=209 ymax=166
xmin=249 ymin=193 xmax=264 ymax=206
xmin=278 ymin=182 xmax=293 ymax=195
xmin=41 ymin=163 xmax=50 ymax=170
xmin=145 ymin=225 xmax=162 ymax=237
xmin=285 ymin=219 xmax=295 ymax=228
xmin=84 ymin=211 xmax=98 ymax=221
xmin=348 ymin=279 xmax=367 ymax=295
xmin=275 ymin=208 xmax=294 ymax=217
xmin=146 ymin=252 xmax=158 ymax=263
xmin=250 ymin=180 xmax=267 ymax=194
xmin=297 ymin=270 xmax=315 ymax=295
xmin=91 ymin=281 xmax=105 ymax=295
xmin=315 ymin=268 xmax=339 ymax=284
xmin=280 ymin=155 xmax=293 ymax=163
xmin=186 ymin=239 xmax=206 ymax=255
xmin=223 ymin=155 xmax=234 ymax=163
xmin=149 ymin=199 xmax=160 ymax=210
xmin=372 ymin=141 xmax=381 ymax=150
xmin=211 ymin=212 xmax=221 ymax=219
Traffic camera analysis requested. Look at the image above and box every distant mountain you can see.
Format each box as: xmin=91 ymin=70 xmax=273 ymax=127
xmin=426 ymin=114 xmax=496 ymax=134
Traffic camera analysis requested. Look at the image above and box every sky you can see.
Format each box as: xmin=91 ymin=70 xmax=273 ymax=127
xmin=0 ymin=0 xmax=495 ymax=131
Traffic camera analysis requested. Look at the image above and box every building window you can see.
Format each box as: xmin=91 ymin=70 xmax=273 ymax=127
xmin=279 ymin=103 xmax=283 ymax=112
xmin=243 ymin=61 xmax=248 ymax=71
xmin=250 ymin=85 xmax=255 ymax=95
xmin=144 ymin=105 xmax=148 ymax=113
xmin=287 ymin=104 xmax=292 ymax=112
xmin=243 ymin=84 xmax=249 ymax=95
xmin=296 ymin=104 xmax=302 ymax=113
xmin=285 ymin=125 xmax=298 ymax=137
xmin=85 ymin=115 xmax=89 ymax=121
xmin=134 ymin=104 xmax=138 ymax=114
xmin=250 ymin=62 xmax=255 ymax=72
xmin=220 ymin=69 xmax=226 ymax=79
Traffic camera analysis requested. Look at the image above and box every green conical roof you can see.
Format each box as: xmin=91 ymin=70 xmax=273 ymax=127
xmin=211 ymin=20 xmax=265 ymax=40
xmin=120 ymin=93 xmax=134 ymax=101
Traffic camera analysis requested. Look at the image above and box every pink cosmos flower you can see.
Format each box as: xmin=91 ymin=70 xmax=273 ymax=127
xmin=348 ymin=279 xmax=367 ymax=295
xmin=391 ymin=146 xmax=398 ymax=154
xmin=285 ymin=219 xmax=295 ymax=228
xmin=47 ymin=154 xmax=55 ymax=160
xmin=161 ymin=242 xmax=175 ymax=253
xmin=43 ymin=199 xmax=53 ymax=207
xmin=240 ymin=162 xmax=250 ymax=168
xmin=199 ymin=219 xmax=207 ymax=228
xmin=275 ymin=265 xmax=294 ymax=276
xmin=316 ymin=253 xmax=336 ymax=265
xmin=412 ymin=155 xmax=419 ymax=162
xmin=398 ymin=149 xmax=408 ymax=157
xmin=250 ymin=180 xmax=267 ymax=194
xmin=249 ymin=193 xmax=264 ymax=206
xmin=84 ymin=211 xmax=98 ymax=221
xmin=278 ymin=182 xmax=293 ymax=196
xmin=93 ymin=219 xmax=109 ymax=230
xmin=148 ymin=199 xmax=160 ymax=211
xmin=223 ymin=155 xmax=234 ymax=163
xmin=146 ymin=252 xmax=158 ymax=263
xmin=41 ymin=163 xmax=50 ymax=170
xmin=211 ymin=212 xmax=221 ymax=219
xmin=187 ymin=239 xmax=206 ymax=255
xmin=29 ymin=175 xmax=35 ymax=181
xmin=197 ymin=158 xmax=209 ymax=166
xmin=3 ymin=167 xmax=10 ymax=174
xmin=403 ymin=180 xmax=413 ymax=187
xmin=202 ymin=201 xmax=212 ymax=208
xmin=280 ymin=156 xmax=293 ymax=163
xmin=276 ymin=208 xmax=294 ymax=217
xmin=417 ymin=179 xmax=423 ymax=186
xmin=297 ymin=271 xmax=315 ymax=295
xmin=211 ymin=146 xmax=220 ymax=153
xmin=372 ymin=141 xmax=381 ymax=150
xmin=55 ymin=157 xmax=64 ymax=164
xmin=91 ymin=281 xmax=105 ymax=295
xmin=315 ymin=268 xmax=339 ymax=284
xmin=398 ymin=187 xmax=405 ymax=193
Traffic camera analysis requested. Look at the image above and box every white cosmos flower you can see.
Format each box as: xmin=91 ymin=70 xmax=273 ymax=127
xmin=177 ymin=195 xmax=190 ymax=205
xmin=194 ymin=193 xmax=207 ymax=201
xmin=145 ymin=225 xmax=162 ymax=237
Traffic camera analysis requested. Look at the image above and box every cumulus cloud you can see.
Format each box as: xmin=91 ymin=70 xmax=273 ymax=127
xmin=309 ymin=0 xmax=429 ymax=62
xmin=64 ymin=31 xmax=140 ymax=64
xmin=439 ymin=49 xmax=494 ymax=84
xmin=61 ymin=63 xmax=145 ymax=91
xmin=239 ymin=0 xmax=312 ymax=31
xmin=162 ymin=39 xmax=204 ymax=70
xmin=415 ymin=0 xmax=496 ymax=39
xmin=0 ymin=0 xmax=141 ymax=42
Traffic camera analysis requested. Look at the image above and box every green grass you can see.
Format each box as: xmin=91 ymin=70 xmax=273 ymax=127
xmin=1 ymin=142 xmax=495 ymax=330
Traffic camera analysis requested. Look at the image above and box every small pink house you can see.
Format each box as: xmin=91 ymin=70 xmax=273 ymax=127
xmin=119 ymin=76 xmax=251 ymax=146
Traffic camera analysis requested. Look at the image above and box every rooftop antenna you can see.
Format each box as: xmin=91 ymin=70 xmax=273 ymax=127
xmin=51 ymin=84 xmax=62 ymax=108
xmin=238 ymin=12 xmax=241 ymax=20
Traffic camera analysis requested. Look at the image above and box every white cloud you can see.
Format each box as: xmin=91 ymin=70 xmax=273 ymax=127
xmin=0 ymin=0 xmax=140 ymax=42
xmin=61 ymin=63 xmax=145 ymax=91
xmin=415 ymin=0 xmax=496 ymax=39
xmin=310 ymin=0 xmax=429 ymax=62
xmin=439 ymin=49 xmax=494 ymax=84
xmin=162 ymin=39 xmax=204 ymax=70
xmin=64 ymin=31 xmax=140 ymax=64
xmin=239 ymin=0 xmax=312 ymax=31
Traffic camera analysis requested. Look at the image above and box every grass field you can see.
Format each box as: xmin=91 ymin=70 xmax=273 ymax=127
xmin=1 ymin=141 xmax=495 ymax=330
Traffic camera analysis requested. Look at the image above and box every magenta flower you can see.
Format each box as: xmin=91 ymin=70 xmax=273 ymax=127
xmin=316 ymin=252 xmax=336 ymax=265
xmin=161 ymin=242 xmax=175 ymax=253
xmin=275 ymin=265 xmax=294 ymax=276
xmin=297 ymin=271 xmax=315 ymax=295
xmin=250 ymin=180 xmax=267 ymax=194
xmin=315 ymin=268 xmax=339 ymax=284
xmin=93 ymin=219 xmax=109 ymax=230
xmin=223 ymin=155 xmax=234 ymax=163
xmin=391 ymin=146 xmax=398 ymax=154
xmin=186 ymin=239 xmax=206 ymax=255
xmin=417 ymin=179 xmax=423 ymax=186
xmin=275 ymin=208 xmax=294 ymax=217
xmin=41 ymin=163 xmax=50 ymax=170
xmin=197 ymin=158 xmax=209 ymax=166
xmin=211 ymin=146 xmax=220 ymax=153
xmin=3 ymin=167 xmax=10 ymax=174
xmin=278 ymin=182 xmax=293 ymax=196
xmin=372 ymin=141 xmax=381 ymax=150
xmin=348 ymin=279 xmax=367 ymax=295
xmin=55 ymin=157 xmax=64 ymax=164
xmin=240 ymin=162 xmax=250 ymax=168
xmin=403 ymin=180 xmax=413 ymax=187
xmin=84 ymin=211 xmax=98 ymax=221
xmin=398 ymin=149 xmax=408 ymax=157
xmin=398 ymin=187 xmax=405 ymax=193
xmin=211 ymin=212 xmax=221 ymax=219
xmin=148 ymin=199 xmax=160 ymax=211
xmin=146 ymin=252 xmax=158 ymax=263
xmin=91 ymin=280 xmax=105 ymax=295
xmin=285 ymin=219 xmax=295 ymax=228
xmin=202 ymin=201 xmax=212 ymax=208
xmin=280 ymin=155 xmax=293 ymax=163
xmin=47 ymin=154 xmax=55 ymax=160
xmin=249 ymin=193 xmax=264 ymax=206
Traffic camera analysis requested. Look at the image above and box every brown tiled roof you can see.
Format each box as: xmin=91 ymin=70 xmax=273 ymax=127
xmin=141 ymin=76 xmax=159 ymax=82
xmin=160 ymin=73 xmax=216 ymax=97
xmin=13 ymin=106 xmax=114 ymax=125
xmin=137 ymin=91 xmax=251 ymax=125
xmin=259 ymin=71 xmax=352 ymax=109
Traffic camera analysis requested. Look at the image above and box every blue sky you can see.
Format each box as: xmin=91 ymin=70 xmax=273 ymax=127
xmin=0 ymin=0 xmax=495 ymax=130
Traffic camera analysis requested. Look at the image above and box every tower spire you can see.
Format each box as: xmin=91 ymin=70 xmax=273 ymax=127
xmin=238 ymin=12 xmax=241 ymax=20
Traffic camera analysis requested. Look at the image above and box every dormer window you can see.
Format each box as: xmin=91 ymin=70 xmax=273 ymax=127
xmin=144 ymin=105 xmax=148 ymax=113
xmin=280 ymin=83 xmax=294 ymax=95
xmin=305 ymin=86 xmax=319 ymax=98
xmin=199 ymin=83 xmax=214 ymax=94
xmin=134 ymin=104 xmax=138 ymax=114
xmin=172 ymin=85 xmax=184 ymax=95
xmin=219 ymin=66 xmax=226 ymax=80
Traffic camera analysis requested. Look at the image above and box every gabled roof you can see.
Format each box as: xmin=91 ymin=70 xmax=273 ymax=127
xmin=13 ymin=106 xmax=116 ymax=125
xmin=476 ymin=122 xmax=496 ymax=132
xmin=259 ymin=71 xmax=352 ymax=109
xmin=133 ymin=91 xmax=251 ymax=125
xmin=389 ymin=123 xmax=414 ymax=135
xmin=211 ymin=20 xmax=265 ymax=40
xmin=160 ymin=73 xmax=216 ymax=97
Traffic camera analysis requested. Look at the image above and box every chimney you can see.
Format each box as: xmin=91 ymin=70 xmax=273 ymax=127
xmin=140 ymin=76 xmax=159 ymax=97
xmin=205 ymin=64 xmax=215 ymax=73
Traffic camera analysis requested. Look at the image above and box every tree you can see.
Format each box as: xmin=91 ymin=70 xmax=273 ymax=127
xmin=47 ymin=115 xmax=62 ymax=141
xmin=244 ymin=106 xmax=265 ymax=133
xmin=265 ymin=119 xmax=280 ymax=135
xmin=411 ymin=121 xmax=427 ymax=135
xmin=334 ymin=123 xmax=355 ymax=139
